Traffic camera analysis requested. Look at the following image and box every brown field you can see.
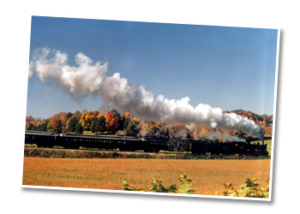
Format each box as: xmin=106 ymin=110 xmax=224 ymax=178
xmin=22 ymin=157 xmax=271 ymax=196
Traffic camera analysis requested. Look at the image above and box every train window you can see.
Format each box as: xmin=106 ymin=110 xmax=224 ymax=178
xmin=32 ymin=136 xmax=35 ymax=139
xmin=74 ymin=139 xmax=76 ymax=142
xmin=66 ymin=138 xmax=68 ymax=141
xmin=71 ymin=139 xmax=73 ymax=141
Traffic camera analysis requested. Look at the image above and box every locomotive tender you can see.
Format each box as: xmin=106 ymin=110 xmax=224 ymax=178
xmin=24 ymin=130 xmax=269 ymax=156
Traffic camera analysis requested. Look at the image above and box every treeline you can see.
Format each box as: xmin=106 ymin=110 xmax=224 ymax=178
xmin=26 ymin=108 xmax=273 ymax=139
xmin=25 ymin=109 xmax=140 ymax=136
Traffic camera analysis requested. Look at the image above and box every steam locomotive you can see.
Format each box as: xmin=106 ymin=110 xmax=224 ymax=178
xmin=24 ymin=130 xmax=269 ymax=156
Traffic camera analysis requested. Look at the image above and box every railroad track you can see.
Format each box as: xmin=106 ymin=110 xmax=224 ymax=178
xmin=24 ymin=146 xmax=179 ymax=156
xmin=24 ymin=146 xmax=266 ymax=159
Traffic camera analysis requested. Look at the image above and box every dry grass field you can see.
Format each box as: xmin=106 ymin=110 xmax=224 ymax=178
xmin=22 ymin=157 xmax=271 ymax=196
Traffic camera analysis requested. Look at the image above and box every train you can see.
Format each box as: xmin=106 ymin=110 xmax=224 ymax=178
xmin=24 ymin=130 xmax=269 ymax=156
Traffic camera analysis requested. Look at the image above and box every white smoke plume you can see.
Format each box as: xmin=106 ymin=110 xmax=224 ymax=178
xmin=28 ymin=47 xmax=264 ymax=139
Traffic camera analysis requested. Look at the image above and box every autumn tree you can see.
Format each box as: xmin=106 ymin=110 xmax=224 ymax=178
xmin=96 ymin=112 xmax=105 ymax=118
xmin=57 ymin=112 xmax=68 ymax=132
xmin=133 ymin=117 xmax=140 ymax=125
xmin=122 ymin=112 xmax=131 ymax=131
xmin=79 ymin=111 xmax=96 ymax=131
xmin=105 ymin=112 xmax=120 ymax=133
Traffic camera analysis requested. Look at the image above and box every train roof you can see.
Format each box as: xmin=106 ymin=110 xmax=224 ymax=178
xmin=59 ymin=133 xmax=141 ymax=141
xmin=142 ymin=137 xmax=168 ymax=142
xmin=25 ymin=130 xmax=58 ymax=136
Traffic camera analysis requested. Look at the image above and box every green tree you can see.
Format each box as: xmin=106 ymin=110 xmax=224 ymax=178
xmin=28 ymin=123 xmax=36 ymax=131
xmin=54 ymin=120 xmax=62 ymax=134
xmin=110 ymin=108 xmax=121 ymax=120
xmin=126 ymin=122 xmax=139 ymax=136
xmin=67 ymin=118 xmax=77 ymax=132
xmin=75 ymin=123 xmax=83 ymax=134
xmin=36 ymin=120 xmax=49 ymax=131
xmin=95 ymin=116 xmax=106 ymax=134
xmin=83 ymin=118 xmax=92 ymax=131
xmin=90 ymin=118 xmax=97 ymax=133
xmin=46 ymin=122 xmax=53 ymax=132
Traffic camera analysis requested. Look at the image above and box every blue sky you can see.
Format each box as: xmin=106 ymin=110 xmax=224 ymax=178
xmin=27 ymin=16 xmax=278 ymax=119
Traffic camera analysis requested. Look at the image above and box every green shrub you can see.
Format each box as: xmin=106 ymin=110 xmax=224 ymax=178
xmin=122 ymin=172 xmax=194 ymax=194
xmin=121 ymin=173 xmax=269 ymax=198
xmin=217 ymin=178 xmax=269 ymax=198
xmin=178 ymin=172 xmax=195 ymax=194
xmin=122 ymin=180 xmax=145 ymax=192
xmin=221 ymin=183 xmax=239 ymax=197
xmin=150 ymin=178 xmax=177 ymax=193
xmin=238 ymin=178 xmax=269 ymax=198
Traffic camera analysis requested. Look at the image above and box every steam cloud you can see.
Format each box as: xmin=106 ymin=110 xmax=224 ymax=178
xmin=28 ymin=47 xmax=264 ymax=139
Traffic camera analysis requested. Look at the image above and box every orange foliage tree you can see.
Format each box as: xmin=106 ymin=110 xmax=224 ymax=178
xmin=105 ymin=112 xmax=119 ymax=133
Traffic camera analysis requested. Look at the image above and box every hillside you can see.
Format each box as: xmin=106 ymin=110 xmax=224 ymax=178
xmin=223 ymin=109 xmax=273 ymax=137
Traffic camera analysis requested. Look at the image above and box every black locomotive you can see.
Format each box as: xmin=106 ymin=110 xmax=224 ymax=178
xmin=24 ymin=130 xmax=269 ymax=156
